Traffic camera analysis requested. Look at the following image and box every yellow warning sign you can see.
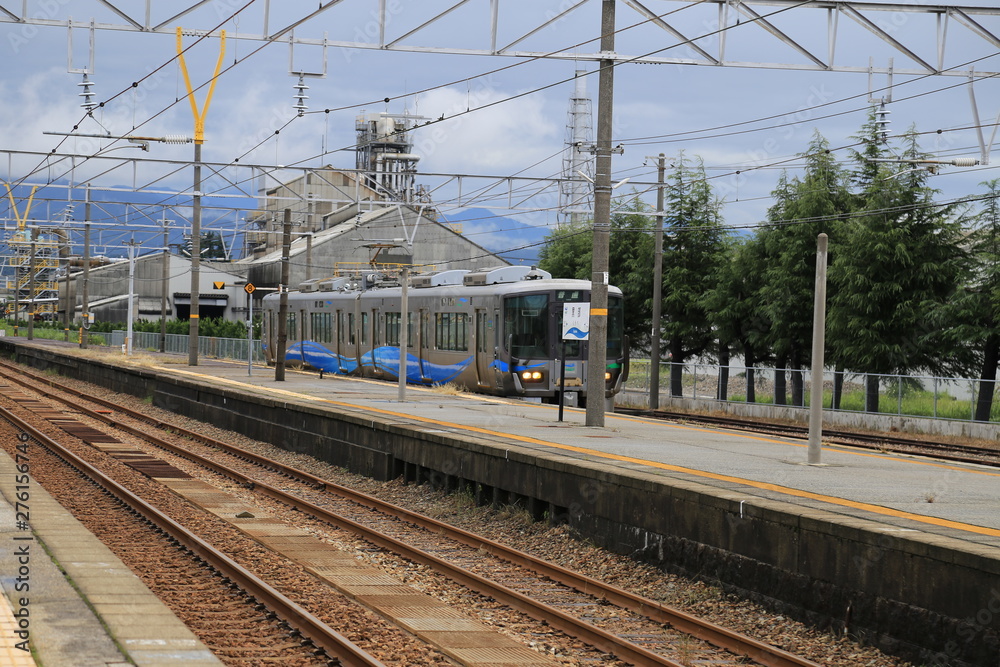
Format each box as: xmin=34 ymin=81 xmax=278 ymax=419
xmin=213 ymin=281 xmax=225 ymax=289
xmin=244 ymin=283 xmax=256 ymax=294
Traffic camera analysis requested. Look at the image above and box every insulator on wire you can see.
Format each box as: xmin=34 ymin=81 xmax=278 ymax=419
xmin=874 ymin=103 xmax=891 ymax=143
xmin=293 ymin=75 xmax=309 ymax=117
xmin=162 ymin=135 xmax=192 ymax=144
xmin=78 ymin=73 xmax=97 ymax=112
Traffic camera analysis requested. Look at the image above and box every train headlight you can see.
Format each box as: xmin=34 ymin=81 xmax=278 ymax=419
xmin=520 ymin=370 xmax=544 ymax=382
xmin=605 ymin=371 xmax=612 ymax=382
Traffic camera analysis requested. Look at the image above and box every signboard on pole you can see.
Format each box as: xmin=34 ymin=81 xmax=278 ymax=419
xmin=562 ymin=303 xmax=590 ymax=340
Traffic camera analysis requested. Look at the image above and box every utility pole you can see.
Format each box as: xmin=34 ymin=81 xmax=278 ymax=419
xmin=80 ymin=190 xmax=91 ymax=348
xmin=275 ymin=209 xmax=291 ymax=382
xmin=178 ymin=26 xmax=225 ymax=367
xmin=188 ymin=139 xmax=202 ymax=366
xmin=160 ymin=216 xmax=171 ymax=352
xmin=648 ymin=154 xmax=666 ymax=411
xmin=398 ymin=266 xmax=409 ymax=402
xmin=586 ymin=0 xmax=616 ymax=427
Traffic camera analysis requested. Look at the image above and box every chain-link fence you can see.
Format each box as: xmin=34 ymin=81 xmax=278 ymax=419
xmin=622 ymin=360 xmax=999 ymax=422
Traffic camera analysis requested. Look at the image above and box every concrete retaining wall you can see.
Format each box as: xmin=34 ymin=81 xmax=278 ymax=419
xmin=5 ymin=341 xmax=998 ymax=667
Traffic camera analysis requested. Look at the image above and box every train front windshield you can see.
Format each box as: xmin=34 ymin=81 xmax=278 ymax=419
xmin=504 ymin=291 xmax=624 ymax=360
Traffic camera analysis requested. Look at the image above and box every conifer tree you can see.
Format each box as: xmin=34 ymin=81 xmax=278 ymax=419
xmin=829 ymin=116 xmax=968 ymax=412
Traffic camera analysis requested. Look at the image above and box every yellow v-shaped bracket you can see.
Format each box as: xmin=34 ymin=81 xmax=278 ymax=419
xmin=5 ymin=183 xmax=38 ymax=232
xmin=176 ymin=27 xmax=227 ymax=145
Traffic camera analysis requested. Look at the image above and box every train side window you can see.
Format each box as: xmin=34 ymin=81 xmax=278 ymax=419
xmin=348 ymin=312 xmax=356 ymax=345
xmin=408 ymin=312 xmax=416 ymax=348
xmin=385 ymin=312 xmax=400 ymax=346
xmin=361 ymin=312 xmax=369 ymax=346
xmin=435 ymin=312 xmax=468 ymax=351
xmin=286 ymin=312 xmax=297 ymax=341
xmin=311 ymin=312 xmax=332 ymax=343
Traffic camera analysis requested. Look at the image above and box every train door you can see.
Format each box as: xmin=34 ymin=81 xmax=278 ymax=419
xmin=296 ymin=308 xmax=308 ymax=367
xmin=417 ymin=307 xmax=429 ymax=382
xmin=474 ymin=308 xmax=492 ymax=388
xmin=351 ymin=294 xmax=368 ymax=373
xmin=335 ymin=309 xmax=344 ymax=372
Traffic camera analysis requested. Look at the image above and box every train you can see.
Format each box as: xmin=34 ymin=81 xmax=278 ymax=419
xmin=260 ymin=265 xmax=629 ymax=405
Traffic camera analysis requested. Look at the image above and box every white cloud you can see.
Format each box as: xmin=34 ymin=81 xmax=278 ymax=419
xmin=408 ymin=84 xmax=561 ymax=174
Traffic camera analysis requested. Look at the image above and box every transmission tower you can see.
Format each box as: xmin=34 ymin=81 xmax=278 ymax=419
xmin=560 ymin=70 xmax=594 ymax=226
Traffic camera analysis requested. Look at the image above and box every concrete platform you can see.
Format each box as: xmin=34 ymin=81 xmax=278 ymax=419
xmin=0 ymin=435 xmax=221 ymax=666
xmin=3 ymin=337 xmax=1000 ymax=667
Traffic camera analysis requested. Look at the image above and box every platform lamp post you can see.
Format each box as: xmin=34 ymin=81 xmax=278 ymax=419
xmin=177 ymin=26 xmax=226 ymax=366
xmin=363 ymin=240 xmax=413 ymax=402
xmin=159 ymin=215 xmax=172 ymax=353
xmin=80 ymin=187 xmax=91 ymax=348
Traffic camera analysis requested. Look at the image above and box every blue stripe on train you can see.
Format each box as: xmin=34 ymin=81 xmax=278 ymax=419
xmin=283 ymin=342 xmax=472 ymax=385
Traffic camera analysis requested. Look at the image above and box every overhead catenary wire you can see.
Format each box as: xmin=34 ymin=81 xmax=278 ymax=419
xmin=4 ymin=3 xmax=998 ymax=264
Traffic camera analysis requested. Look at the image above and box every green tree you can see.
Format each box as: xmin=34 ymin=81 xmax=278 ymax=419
xmin=756 ymin=132 xmax=852 ymax=405
xmin=936 ymin=179 xmax=1000 ymax=421
xmin=657 ymin=155 xmax=727 ymax=397
xmin=705 ymin=234 xmax=771 ymax=402
xmin=829 ymin=119 xmax=970 ymax=412
xmin=182 ymin=231 xmax=228 ymax=260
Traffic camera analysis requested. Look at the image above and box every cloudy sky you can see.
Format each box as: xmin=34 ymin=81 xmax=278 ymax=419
xmin=2 ymin=0 xmax=1000 ymax=256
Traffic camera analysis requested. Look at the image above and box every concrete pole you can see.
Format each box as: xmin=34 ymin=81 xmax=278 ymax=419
xmin=26 ymin=239 xmax=36 ymax=340
xmin=398 ymin=266 xmax=408 ymax=402
xmin=125 ymin=240 xmax=137 ymax=355
xmin=275 ymin=208 xmax=291 ymax=382
xmin=807 ymin=233 xmax=829 ymax=464
xmin=81 ymin=212 xmax=90 ymax=348
xmin=586 ymin=0 xmax=616 ymax=427
xmin=160 ymin=222 xmax=169 ymax=353
xmin=649 ymin=154 xmax=666 ymax=411
xmin=188 ymin=142 xmax=202 ymax=366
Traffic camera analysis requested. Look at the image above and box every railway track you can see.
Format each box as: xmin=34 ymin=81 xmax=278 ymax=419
xmin=617 ymin=407 xmax=1000 ymax=467
xmin=0 ymin=385 xmax=386 ymax=667
xmin=0 ymin=359 xmax=825 ymax=667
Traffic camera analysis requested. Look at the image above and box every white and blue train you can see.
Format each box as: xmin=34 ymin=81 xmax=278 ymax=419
xmin=260 ymin=265 xmax=628 ymax=404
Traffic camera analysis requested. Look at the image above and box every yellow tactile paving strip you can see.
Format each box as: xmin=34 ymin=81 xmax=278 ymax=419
xmin=158 ymin=476 xmax=560 ymax=666
xmin=0 ymin=593 xmax=36 ymax=666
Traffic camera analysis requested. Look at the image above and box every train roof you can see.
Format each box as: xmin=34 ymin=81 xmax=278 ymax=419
xmin=262 ymin=266 xmax=623 ymax=302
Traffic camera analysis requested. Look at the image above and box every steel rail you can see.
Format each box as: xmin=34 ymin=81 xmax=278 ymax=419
xmin=0 ymin=394 xmax=385 ymax=667
xmin=5 ymin=360 xmax=822 ymax=667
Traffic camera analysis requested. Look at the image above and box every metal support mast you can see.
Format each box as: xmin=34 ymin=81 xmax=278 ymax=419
xmin=586 ymin=0 xmax=616 ymax=428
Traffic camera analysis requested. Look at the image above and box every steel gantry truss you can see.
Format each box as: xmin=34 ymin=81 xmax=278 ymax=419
xmin=3 ymin=0 xmax=1000 ymax=76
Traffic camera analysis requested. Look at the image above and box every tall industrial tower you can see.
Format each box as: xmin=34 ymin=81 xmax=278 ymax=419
xmin=355 ymin=112 xmax=426 ymax=202
xmin=559 ymin=70 xmax=595 ymax=225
